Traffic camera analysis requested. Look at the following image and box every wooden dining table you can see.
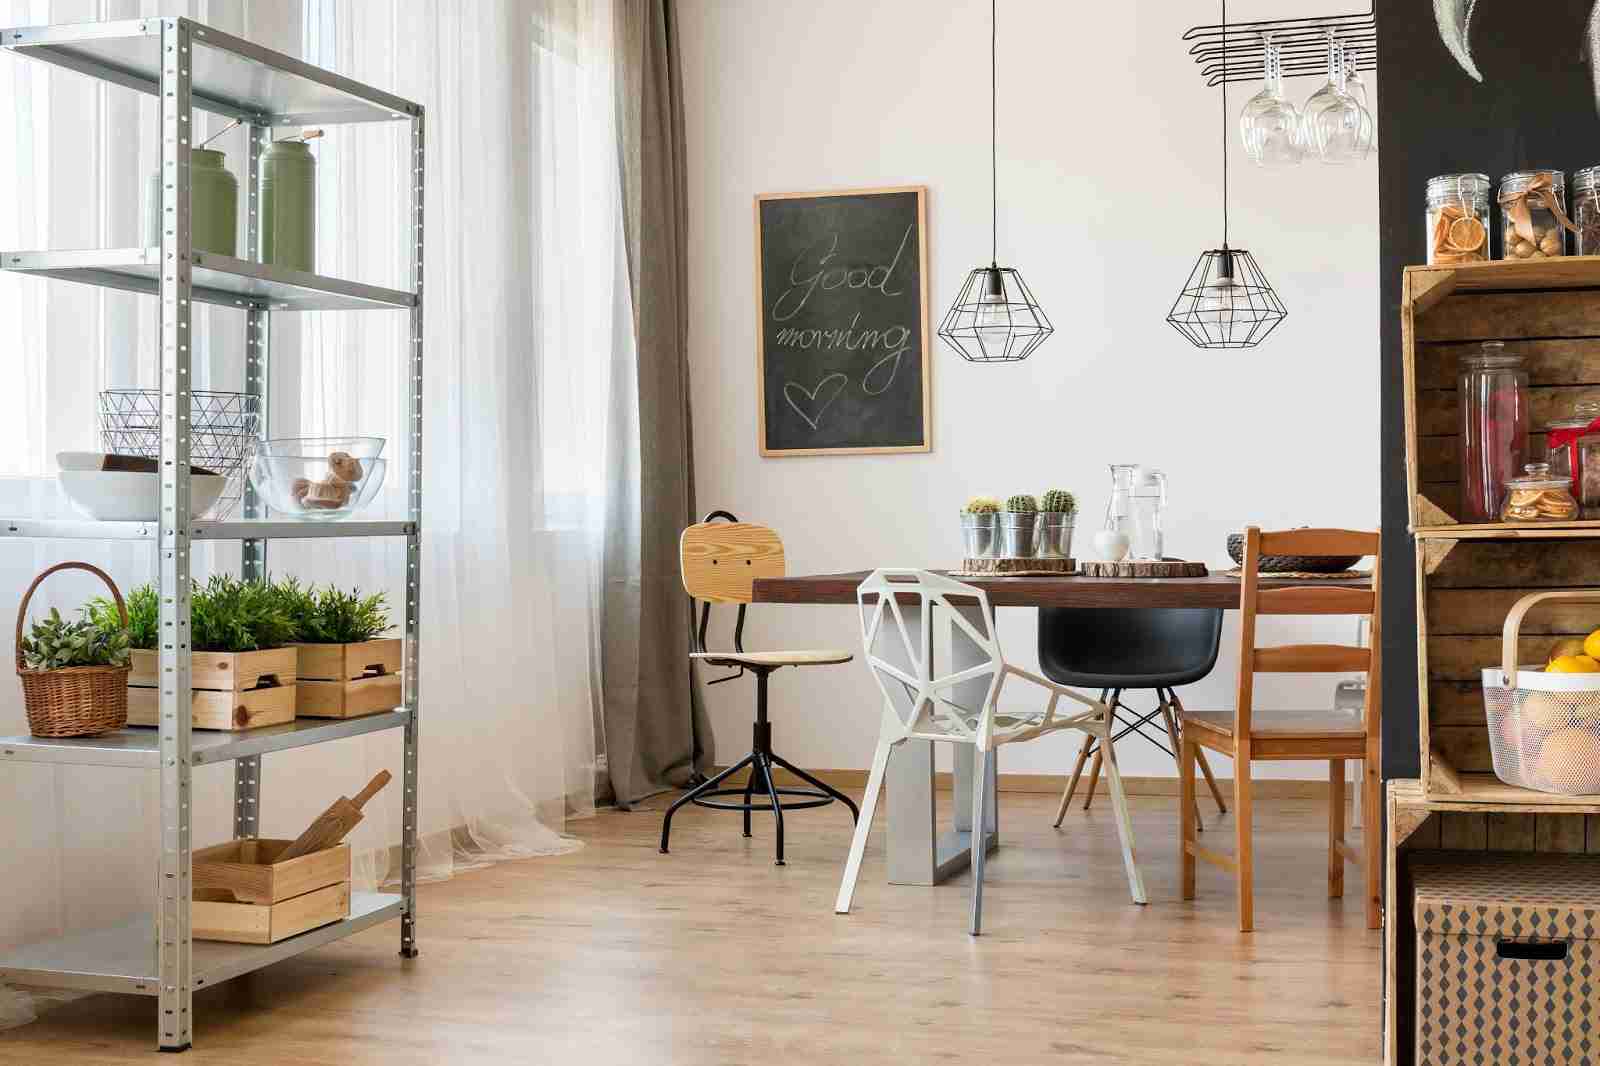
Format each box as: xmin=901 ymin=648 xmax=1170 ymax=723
xmin=752 ymin=569 xmax=1373 ymax=888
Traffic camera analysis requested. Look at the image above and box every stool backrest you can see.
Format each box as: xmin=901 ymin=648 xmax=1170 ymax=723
xmin=680 ymin=511 xmax=786 ymax=655
xmin=855 ymin=569 xmax=1002 ymax=743
xmin=1234 ymin=526 xmax=1381 ymax=740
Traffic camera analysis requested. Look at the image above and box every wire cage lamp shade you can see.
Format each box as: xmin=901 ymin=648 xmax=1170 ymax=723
xmin=938 ymin=265 xmax=1054 ymax=363
xmin=1165 ymin=247 xmax=1287 ymax=349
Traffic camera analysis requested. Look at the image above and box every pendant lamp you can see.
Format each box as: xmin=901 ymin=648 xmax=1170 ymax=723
xmin=937 ymin=0 xmax=1052 ymax=363
xmin=1166 ymin=0 xmax=1287 ymax=349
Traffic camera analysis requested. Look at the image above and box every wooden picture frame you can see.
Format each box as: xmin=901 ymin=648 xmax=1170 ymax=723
xmin=754 ymin=185 xmax=931 ymax=457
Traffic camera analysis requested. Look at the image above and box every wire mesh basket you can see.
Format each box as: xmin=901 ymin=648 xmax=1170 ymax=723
xmin=1481 ymin=590 xmax=1600 ymax=796
xmin=98 ymin=389 xmax=259 ymax=519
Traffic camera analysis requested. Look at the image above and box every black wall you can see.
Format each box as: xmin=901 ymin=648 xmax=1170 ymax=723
xmin=1377 ymin=0 xmax=1600 ymax=779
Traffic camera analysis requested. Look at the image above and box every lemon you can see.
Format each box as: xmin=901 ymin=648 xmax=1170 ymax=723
xmin=1584 ymin=629 xmax=1600 ymax=661
xmin=1547 ymin=654 xmax=1600 ymax=674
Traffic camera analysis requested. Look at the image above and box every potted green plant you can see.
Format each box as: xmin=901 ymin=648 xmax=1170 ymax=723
xmin=1000 ymin=494 xmax=1040 ymax=558
xmin=960 ymin=495 xmax=1001 ymax=558
xmin=1038 ymin=488 xmax=1077 ymax=559
xmin=91 ymin=575 xmax=297 ymax=731
xmin=16 ymin=562 xmax=133 ymax=738
xmin=273 ymin=578 xmax=399 ymax=719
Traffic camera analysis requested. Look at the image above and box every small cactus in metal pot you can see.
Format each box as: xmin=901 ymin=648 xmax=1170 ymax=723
xmin=963 ymin=495 xmax=1001 ymax=514
xmin=1040 ymin=489 xmax=1076 ymax=514
xmin=1004 ymin=494 xmax=1038 ymax=513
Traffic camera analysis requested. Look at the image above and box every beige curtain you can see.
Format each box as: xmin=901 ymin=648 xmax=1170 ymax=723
xmin=602 ymin=0 xmax=706 ymax=806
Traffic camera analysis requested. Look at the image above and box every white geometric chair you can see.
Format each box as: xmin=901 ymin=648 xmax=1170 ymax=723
xmin=836 ymin=569 xmax=1147 ymax=935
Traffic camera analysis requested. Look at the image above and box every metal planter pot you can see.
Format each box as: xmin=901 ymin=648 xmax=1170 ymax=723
xmin=960 ymin=512 xmax=998 ymax=558
xmin=998 ymin=512 xmax=1040 ymax=558
xmin=1037 ymin=513 xmax=1075 ymax=559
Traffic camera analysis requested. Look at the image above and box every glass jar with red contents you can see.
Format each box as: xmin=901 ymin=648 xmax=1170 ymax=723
xmin=1459 ymin=342 xmax=1529 ymax=523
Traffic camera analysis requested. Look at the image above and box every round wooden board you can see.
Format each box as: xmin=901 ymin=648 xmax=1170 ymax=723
xmin=1080 ymin=559 xmax=1207 ymax=578
xmin=958 ymin=556 xmax=1076 ymax=574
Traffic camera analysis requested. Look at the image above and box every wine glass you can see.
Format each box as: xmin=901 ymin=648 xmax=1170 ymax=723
xmin=1238 ymin=33 xmax=1303 ymax=167
xmin=1343 ymin=46 xmax=1374 ymax=137
xmin=1303 ymin=33 xmax=1374 ymax=164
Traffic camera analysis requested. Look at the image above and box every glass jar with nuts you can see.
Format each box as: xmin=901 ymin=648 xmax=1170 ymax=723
xmin=1500 ymin=461 xmax=1580 ymax=522
xmin=1574 ymin=165 xmax=1600 ymax=256
xmin=1425 ymin=173 xmax=1490 ymax=265
xmin=1497 ymin=169 xmax=1575 ymax=260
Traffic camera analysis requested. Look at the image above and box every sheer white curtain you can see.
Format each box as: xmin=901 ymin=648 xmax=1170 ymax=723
xmin=0 ymin=0 xmax=623 ymax=972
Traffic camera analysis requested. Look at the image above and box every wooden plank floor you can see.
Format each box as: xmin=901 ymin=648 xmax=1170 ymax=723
xmin=0 ymin=791 xmax=1381 ymax=1064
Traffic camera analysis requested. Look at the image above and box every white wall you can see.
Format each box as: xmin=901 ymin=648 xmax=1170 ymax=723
xmin=678 ymin=0 xmax=1380 ymax=780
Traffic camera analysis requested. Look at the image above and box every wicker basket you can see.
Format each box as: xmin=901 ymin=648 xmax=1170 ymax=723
xmin=15 ymin=562 xmax=131 ymax=738
xmin=1481 ymin=589 xmax=1600 ymax=795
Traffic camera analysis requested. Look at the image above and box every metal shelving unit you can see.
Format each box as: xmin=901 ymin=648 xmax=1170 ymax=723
xmin=0 ymin=16 xmax=423 ymax=1052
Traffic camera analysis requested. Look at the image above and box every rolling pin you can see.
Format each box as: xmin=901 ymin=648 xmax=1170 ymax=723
xmin=278 ymin=770 xmax=392 ymax=860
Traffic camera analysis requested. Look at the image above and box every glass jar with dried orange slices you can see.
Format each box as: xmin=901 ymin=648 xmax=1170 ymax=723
xmin=1425 ymin=173 xmax=1490 ymax=265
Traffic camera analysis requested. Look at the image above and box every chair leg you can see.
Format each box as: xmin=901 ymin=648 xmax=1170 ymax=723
xmin=1101 ymin=729 xmax=1148 ymax=905
xmin=741 ymin=760 xmax=757 ymax=838
xmin=769 ymin=752 xmax=861 ymax=823
xmin=1168 ymin=690 xmax=1227 ymax=815
xmin=1159 ymin=695 xmax=1203 ymax=834
xmin=1180 ymin=735 xmax=1197 ymax=901
xmin=836 ymin=737 xmax=892 ymax=915
xmin=970 ymin=746 xmax=992 ymax=937
xmin=1235 ymin=747 xmax=1254 ymax=933
xmin=756 ymin=753 xmax=786 ymax=866
xmin=1363 ymin=752 xmax=1382 ymax=930
xmin=660 ymin=753 xmax=757 ymax=855
xmin=1083 ymin=747 xmax=1104 ymax=811
xmin=1054 ymin=733 xmax=1095 ymax=828
xmin=1328 ymin=758 xmax=1346 ymax=900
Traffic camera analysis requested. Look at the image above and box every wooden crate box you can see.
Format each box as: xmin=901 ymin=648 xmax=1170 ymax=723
xmin=192 ymin=839 xmax=351 ymax=945
xmin=127 ymin=647 xmax=297 ymax=731
xmin=293 ymin=638 xmax=402 ymax=719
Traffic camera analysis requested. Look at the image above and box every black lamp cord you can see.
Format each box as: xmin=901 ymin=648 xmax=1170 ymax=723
xmin=990 ymin=0 xmax=997 ymax=266
xmin=1221 ymin=0 xmax=1228 ymax=250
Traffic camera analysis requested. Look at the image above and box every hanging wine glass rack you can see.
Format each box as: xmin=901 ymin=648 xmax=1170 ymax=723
xmin=1183 ymin=2 xmax=1376 ymax=87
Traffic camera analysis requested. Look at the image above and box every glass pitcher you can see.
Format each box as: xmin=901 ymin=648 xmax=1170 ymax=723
xmin=1103 ymin=464 xmax=1166 ymax=561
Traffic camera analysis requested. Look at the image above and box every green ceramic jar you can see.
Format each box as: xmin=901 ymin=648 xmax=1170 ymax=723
xmin=145 ymin=148 xmax=238 ymax=256
xmin=261 ymin=140 xmax=317 ymax=273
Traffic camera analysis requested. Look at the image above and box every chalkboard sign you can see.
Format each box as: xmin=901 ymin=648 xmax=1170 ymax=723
xmin=755 ymin=187 xmax=930 ymax=457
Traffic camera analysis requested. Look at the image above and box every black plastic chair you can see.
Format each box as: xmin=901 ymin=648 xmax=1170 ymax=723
xmin=1037 ymin=607 xmax=1229 ymax=826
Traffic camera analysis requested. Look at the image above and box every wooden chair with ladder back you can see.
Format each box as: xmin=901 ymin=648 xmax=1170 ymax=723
xmin=1179 ymin=526 xmax=1381 ymax=932
xmin=660 ymin=511 xmax=859 ymax=865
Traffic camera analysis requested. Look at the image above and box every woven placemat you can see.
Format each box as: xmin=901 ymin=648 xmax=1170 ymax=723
xmin=1220 ymin=567 xmax=1372 ymax=580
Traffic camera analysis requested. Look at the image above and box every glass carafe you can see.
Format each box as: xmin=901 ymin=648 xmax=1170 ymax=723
xmin=1097 ymin=464 xmax=1136 ymax=561
xmin=1129 ymin=467 xmax=1167 ymax=560
xmin=1458 ymin=342 xmax=1528 ymax=523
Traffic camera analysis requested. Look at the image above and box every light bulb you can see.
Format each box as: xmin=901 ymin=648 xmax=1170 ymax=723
xmin=973 ymin=292 xmax=1012 ymax=354
xmin=1197 ymin=275 xmax=1240 ymax=334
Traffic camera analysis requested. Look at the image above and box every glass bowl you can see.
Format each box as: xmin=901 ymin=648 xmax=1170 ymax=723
xmin=256 ymin=436 xmax=387 ymax=460
xmin=249 ymin=454 xmax=386 ymax=521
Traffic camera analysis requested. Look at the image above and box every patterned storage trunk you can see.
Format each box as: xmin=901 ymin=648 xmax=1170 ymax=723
xmin=1414 ymin=852 xmax=1600 ymax=1066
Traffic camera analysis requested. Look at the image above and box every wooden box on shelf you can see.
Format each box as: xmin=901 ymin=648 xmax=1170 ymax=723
xmin=192 ymin=838 xmax=351 ymax=944
xmin=1400 ymin=258 xmax=1600 ymax=803
xmin=126 ymin=647 xmax=297 ymax=731
xmin=293 ymin=638 xmax=402 ymax=719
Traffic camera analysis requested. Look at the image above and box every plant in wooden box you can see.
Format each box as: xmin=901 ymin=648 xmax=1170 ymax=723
xmin=1037 ymin=488 xmax=1076 ymax=559
xmin=90 ymin=576 xmax=297 ymax=731
xmin=274 ymin=578 xmax=400 ymax=719
xmin=960 ymin=495 xmax=1000 ymax=558
xmin=999 ymin=494 xmax=1039 ymax=558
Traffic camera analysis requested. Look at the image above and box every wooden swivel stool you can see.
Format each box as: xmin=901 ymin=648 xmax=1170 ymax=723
xmin=660 ymin=511 xmax=859 ymax=865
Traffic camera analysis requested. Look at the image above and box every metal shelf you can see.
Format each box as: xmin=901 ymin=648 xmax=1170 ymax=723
xmin=0 ymin=892 xmax=404 ymax=996
xmin=0 ymin=517 xmax=415 ymax=540
xmin=1 ymin=249 xmax=416 ymax=312
xmin=0 ymin=710 xmax=410 ymax=769
xmin=0 ymin=17 xmax=418 ymax=125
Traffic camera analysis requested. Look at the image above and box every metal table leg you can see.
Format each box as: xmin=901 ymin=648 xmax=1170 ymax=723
xmin=885 ymin=602 xmax=999 ymax=885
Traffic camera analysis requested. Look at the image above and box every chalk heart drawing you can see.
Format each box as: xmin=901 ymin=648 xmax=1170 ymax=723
xmin=784 ymin=372 xmax=848 ymax=431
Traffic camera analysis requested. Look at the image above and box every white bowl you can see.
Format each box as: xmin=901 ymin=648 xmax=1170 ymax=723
xmin=57 ymin=451 xmax=111 ymax=471
xmin=58 ymin=470 xmax=226 ymax=521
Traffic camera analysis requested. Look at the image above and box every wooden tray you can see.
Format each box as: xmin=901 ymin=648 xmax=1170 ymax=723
xmin=1080 ymin=559 xmax=1207 ymax=578
xmin=956 ymin=557 xmax=1075 ymax=575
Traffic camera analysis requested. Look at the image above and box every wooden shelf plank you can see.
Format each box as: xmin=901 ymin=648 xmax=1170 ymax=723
xmin=1405 ymin=255 xmax=1600 ymax=295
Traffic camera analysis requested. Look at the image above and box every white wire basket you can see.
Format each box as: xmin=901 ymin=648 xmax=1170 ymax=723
xmin=1481 ymin=590 xmax=1600 ymax=796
